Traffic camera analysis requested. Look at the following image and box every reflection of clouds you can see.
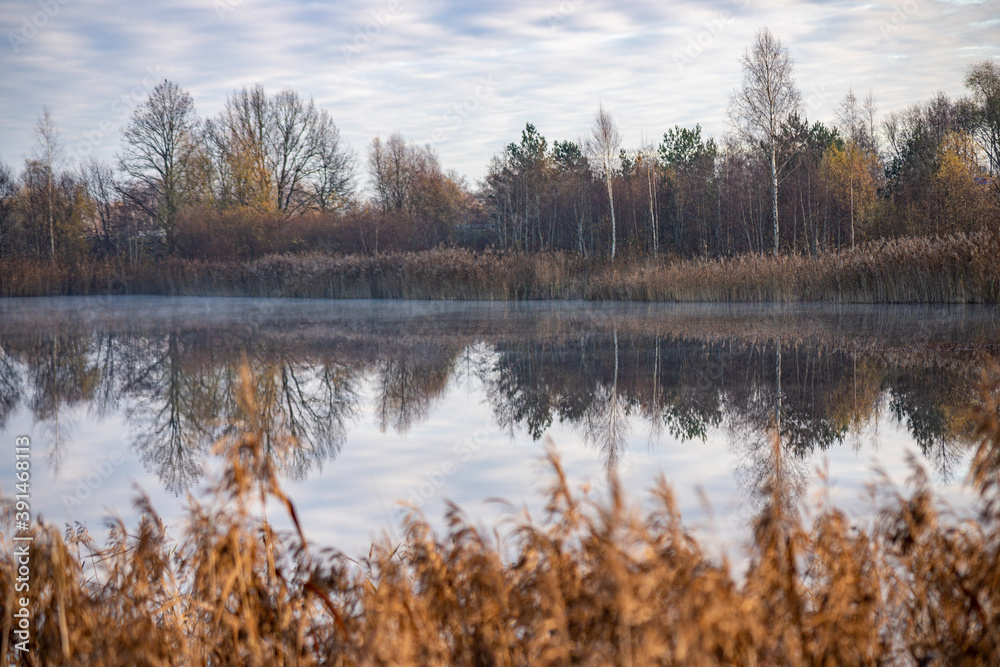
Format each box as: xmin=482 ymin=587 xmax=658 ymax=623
xmin=0 ymin=299 xmax=997 ymax=561
xmin=0 ymin=299 xmax=994 ymax=504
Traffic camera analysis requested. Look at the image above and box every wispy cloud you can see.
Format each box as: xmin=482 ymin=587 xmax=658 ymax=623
xmin=1 ymin=0 xmax=996 ymax=183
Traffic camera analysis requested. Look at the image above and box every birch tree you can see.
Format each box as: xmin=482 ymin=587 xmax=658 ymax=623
xmin=728 ymin=28 xmax=801 ymax=255
xmin=32 ymin=107 xmax=63 ymax=259
xmin=832 ymin=90 xmax=881 ymax=248
xmin=586 ymin=106 xmax=622 ymax=260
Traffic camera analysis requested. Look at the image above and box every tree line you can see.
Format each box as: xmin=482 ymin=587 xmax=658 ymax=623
xmin=1 ymin=28 xmax=998 ymax=265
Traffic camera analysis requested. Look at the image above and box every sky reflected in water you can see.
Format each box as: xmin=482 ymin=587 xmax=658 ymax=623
xmin=1 ymin=297 xmax=998 ymax=560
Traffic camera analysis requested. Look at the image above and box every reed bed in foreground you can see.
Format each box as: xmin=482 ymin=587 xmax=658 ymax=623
xmin=2 ymin=364 xmax=1000 ymax=665
xmin=3 ymin=230 xmax=1000 ymax=302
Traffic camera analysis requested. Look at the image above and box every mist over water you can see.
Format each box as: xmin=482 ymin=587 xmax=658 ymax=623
xmin=1 ymin=297 xmax=998 ymax=557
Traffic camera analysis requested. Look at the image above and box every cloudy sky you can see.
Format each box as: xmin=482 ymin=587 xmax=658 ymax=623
xmin=1 ymin=0 xmax=997 ymax=185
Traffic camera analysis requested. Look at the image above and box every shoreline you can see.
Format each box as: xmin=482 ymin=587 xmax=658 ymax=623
xmin=2 ymin=230 xmax=1000 ymax=303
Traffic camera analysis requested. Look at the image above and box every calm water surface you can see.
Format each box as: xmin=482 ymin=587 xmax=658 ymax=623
xmin=1 ymin=297 xmax=998 ymax=559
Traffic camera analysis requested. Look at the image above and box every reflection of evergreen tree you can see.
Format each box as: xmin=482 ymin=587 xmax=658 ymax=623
xmin=887 ymin=368 xmax=970 ymax=480
xmin=0 ymin=307 xmax=990 ymax=491
xmin=481 ymin=335 xmax=638 ymax=448
xmin=481 ymin=332 xmax=979 ymax=476
xmin=648 ymin=342 xmax=725 ymax=442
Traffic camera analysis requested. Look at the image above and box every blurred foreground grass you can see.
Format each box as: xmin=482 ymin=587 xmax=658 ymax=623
xmin=2 ymin=363 xmax=999 ymax=665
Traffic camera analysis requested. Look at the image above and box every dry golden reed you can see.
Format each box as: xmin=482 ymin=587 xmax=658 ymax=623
xmin=3 ymin=230 xmax=1000 ymax=302
xmin=2 ymin=363 xmax=999 ymax=665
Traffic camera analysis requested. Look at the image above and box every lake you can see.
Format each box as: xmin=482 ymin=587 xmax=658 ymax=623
xmin=1 ymin=297 xmax=998 ymax=561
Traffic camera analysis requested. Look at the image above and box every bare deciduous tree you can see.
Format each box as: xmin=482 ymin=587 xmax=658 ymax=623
xmin=728 ymin=28 xmax=801 ymax=255
xmin=836 ymin=89 xmax=863 ymax=144
xmin=368 ymin=132 xmax=412 ymax=213
xmin=863 ymin=91 xmax=879 ymax=153
xmin=965 ymin=61 xmax=1000 ymax=183
xmin=119 ymin=80 xmax=202 ymax=247
xmin=313 ymin=118 xmax=356 ymax=213
xmin=586 ymin=105 xmax=622 ymax=260
xmin=80 ymin=157 xmax=120 ymax=255
xmin=270 ymin=89 xmax=354 ymax=212
xmin=207 ymin=86 xmax=356 ymax=214
xmin=0 ymin=156 xmax=17 ymax=255
xmin=207 ymin=84 xmax=271 ymax=210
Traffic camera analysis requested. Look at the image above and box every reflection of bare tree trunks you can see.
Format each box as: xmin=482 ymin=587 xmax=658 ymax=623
xmin=0 ymin=346 xmax=23 ymax=429
xmin=0 ymin=300 xmax=997 ymax=492
xmin=732 ymin=425 xmax=809 ymax=518
xmin=374 ymin=343 xmax=460 ymax=435
xmin=577 ymin=329 xmax=631 ymax=474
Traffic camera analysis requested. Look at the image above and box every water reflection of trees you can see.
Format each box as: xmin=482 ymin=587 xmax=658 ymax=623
xmin=374 ymin=343 xmax=459 ymax=434
xmin=0 ymin=347 xmax=23 ymax=430
xmin=18 ymin=334 xmax=100 ymax=468
xmin=0 ymin=330 xmax=364 ymax=493
xmin=125 ymin=347 xmax=362 ymax=493
xmin=0 ymin=318 xmax=990 ymax=492
xmin=479 ymin=333 xmax=985 ymax=480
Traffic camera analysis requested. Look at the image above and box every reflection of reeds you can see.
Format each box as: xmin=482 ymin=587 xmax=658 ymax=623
xmin=4 ymin=231 xmax=1000 ymax=302
xmin=2 ymin=365 xmax=1000 ymax=664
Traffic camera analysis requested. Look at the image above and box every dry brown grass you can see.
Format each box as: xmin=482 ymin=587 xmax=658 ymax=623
xmin=3 ymin=230 xmax=1000 ymax=302
xmin=2 ymin=364 xmax=1000 ymax=665
xmin=590 ymin=231 xmax=1000 ymax=303
xmin=0 ymin=258 xmax=131 ymax=297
